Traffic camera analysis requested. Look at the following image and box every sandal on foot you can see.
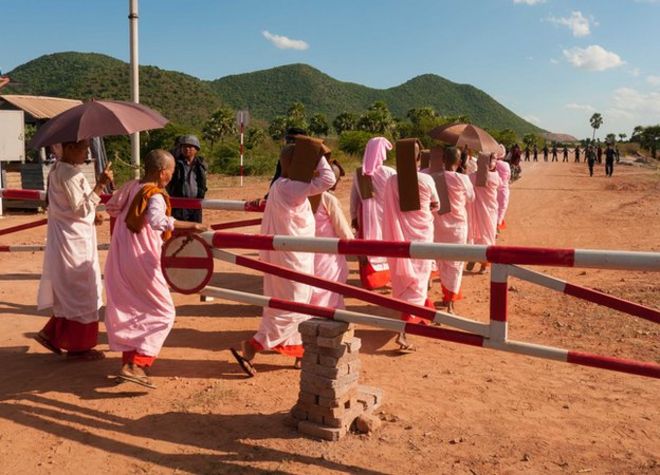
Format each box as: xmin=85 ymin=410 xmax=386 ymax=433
xmin=66 ymin=349 xmax=105 ymax=361
xmin=34 ymin=332 xmax=62 ymax=355
xmin=230 ymin=348 xmax=257 ymax=377
xmin=116 ymin=365 xmax=156 ymax=389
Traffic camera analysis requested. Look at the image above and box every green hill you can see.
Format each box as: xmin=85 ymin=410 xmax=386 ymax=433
xmin=5 ymin=52 xmax=223 ymax=126
xmin=6 ymin=52 xmax=542 ymax=135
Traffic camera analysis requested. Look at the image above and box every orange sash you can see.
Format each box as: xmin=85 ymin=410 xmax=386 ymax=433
xmin=125 ymin=183 xmax=173 ymax=241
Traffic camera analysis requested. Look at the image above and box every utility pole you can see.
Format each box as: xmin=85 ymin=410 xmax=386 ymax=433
xmin=129 ymin=0 xmax=140 ymax=178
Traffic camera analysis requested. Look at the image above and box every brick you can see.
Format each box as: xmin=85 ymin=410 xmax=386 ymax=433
xmin=308 ymin=412 xmax=324 ymax=425
xmin=300 ymin=375 xmax=358 ymax=399
xmin=297 ymin=399 xmax=356 ymax=420
xmin=298 ymin=320 xmax=321 ymax=336
xmin=297 ymin=421 xmax=346 ymax=441
xmin=317 ymin=321 xmax=353 ymax=338
xmin=298 ymin=391 xmax=318 ymax=405
xmin=300 ymin=371 xmax=359 ymax=391
xmin=357 ymin=385 xmax=384 ymax=411
xmin=311 ymin=337 xmax=362 ymax=359
xmin=290 ymin=404 xmax=308 ymax=421
xmin=300 ymin=332 xmax=318 ymax=344
xmin=317 ymin=389 xmax=358 ymax=408
xmin=317 ymin=329 xmax=356 ymax=349
xmin=300 ymin=351 xmax=319 ymax=369
xmin=306 ymin=362 xmax=354 ymax=379
xmin=318 ymin=351 xmax=358 ymax=368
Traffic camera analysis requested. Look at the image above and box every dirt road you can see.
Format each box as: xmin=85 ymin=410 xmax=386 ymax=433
xmin=0 ymin=158 xmax=658 ymax=474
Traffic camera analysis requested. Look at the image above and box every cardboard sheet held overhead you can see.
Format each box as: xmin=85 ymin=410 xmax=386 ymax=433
xmin=355 ymin=168 xmax=374 ymax=199
xmin=395 ymin=138 xmax=421 ymax=212
xmin=476 ymin=153 xmax=490 ymax=187
xmin=289 ymin=135 xmax=331 ymax=183
xmin=431 ymin=172 xmax=451 ymax=215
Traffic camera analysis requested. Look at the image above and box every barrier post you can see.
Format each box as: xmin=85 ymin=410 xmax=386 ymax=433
xmin=489 ymin=264 xmax=509 ymax=342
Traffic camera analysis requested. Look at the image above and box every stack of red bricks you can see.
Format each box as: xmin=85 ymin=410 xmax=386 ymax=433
xmin=289 ymin=318 xmax=383 ymax=441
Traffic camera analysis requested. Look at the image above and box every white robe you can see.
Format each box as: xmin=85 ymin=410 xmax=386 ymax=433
xmin=382 ymin=173 xmax=439 ymax=307
xmin=254 ymin=157 xmax=336 ymax=351
xmin=37 ymin=161 xmax=102 ymax=323
xmin=349 ymin=165 xmax=396 ymax=270
xmin=310 ymin=192 xmax=354 ymax=309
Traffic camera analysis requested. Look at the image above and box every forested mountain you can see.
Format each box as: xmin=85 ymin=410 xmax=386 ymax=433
xmin=6 ymin=52 xmax=542 ymax=135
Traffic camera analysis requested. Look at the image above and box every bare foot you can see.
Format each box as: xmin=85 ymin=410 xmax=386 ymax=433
xmin=447 ymin=301 xmax=455 ymax=314
xmin=293 ymin=358 xmax=302 ymax=369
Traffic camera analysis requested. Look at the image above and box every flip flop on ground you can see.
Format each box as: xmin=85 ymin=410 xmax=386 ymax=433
xmin=33 ymin=332 xmax=62 ymax=355
xmin=116 ymin=364 xmax=156 ymax=389
xmin=230 ymin=348 xmax=257 ymax=377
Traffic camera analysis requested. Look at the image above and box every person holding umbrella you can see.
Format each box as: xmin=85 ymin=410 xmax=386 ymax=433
xmin=34 ymin=139 xmax=113 ymax=360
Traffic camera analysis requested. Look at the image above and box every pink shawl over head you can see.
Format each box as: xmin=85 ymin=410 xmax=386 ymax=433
xmin=362 ymin=137 xmax=393 ymax=176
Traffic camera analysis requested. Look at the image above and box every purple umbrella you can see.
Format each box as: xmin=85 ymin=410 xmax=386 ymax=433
xmin=30 ymin=99 xmax=169 ymax=149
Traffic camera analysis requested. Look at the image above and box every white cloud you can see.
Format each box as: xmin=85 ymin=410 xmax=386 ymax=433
xmin=565 ymin=103 xmax=595 ymax=112
xmin=513 ymin=0 xmax=545 ymax=4
xmin=629 ymin=67 xmax=641 ymax=77
xmin=563 ymin=45 xmax=624 ymax=71
xmin=604 ymin=108 xmax=634 ymax=120
xmin=548 ymin=11 xmax=592 ymax=37
xmin=612 ymin=87 xmax=660 ymax=114
xmin=262 ymin=31 xmax=309 ymax=50
xmin=647 ymin=75 xmax=660 ymax=86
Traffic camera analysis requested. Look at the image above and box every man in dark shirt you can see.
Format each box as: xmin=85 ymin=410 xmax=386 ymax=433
xmin=166 ymin=135 xmax=207 ymax=223
xmin=551 ymin=144 xmax=558 ymax=162
xmin=562 ymin=145 xmax=569 ymax=162
xmin=533 ymin=144 xmax=538 ymax=162
xmin=574 ymin=145 xmax=581 ymax=163
xmin=605 ymin=144 xmax=616 ymax=177
xmin=586 ymin=145 xmax=596 ymax=177
xmin=543 ymin=144 xmax=549 ymax=162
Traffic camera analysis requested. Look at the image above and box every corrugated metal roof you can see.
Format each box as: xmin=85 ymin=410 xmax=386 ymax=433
xmin=0 ymin=95 xmax=82 ymax=120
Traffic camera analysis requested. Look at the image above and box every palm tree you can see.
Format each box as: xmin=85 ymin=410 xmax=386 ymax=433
xmin=202 ymin=107 xmax=236 ymax=147
xmin=589 ymin=113 xmax=603 ymax=141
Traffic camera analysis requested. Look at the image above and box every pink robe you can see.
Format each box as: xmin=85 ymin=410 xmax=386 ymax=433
xmin=382 ymin=173 xmax=439 ymax=319
xmin=431 ymin=172 xmax=475 ymax=300
xmin=495 ymin=160 xmax=511 ymax=226
xmin=310 ymin=192 xmax=354 ymax=309
xmin=37 ymin=161 xmax=102 ymax=323
xmin=468 ymin=170 xmax=502 ymax=246
xmin=104 ymin=180 xmax=176 ymax=357
xmin=349 ymin=165 xmax=396 ymax=272
xmin=253 ymin=157 xmax=336 ymax=356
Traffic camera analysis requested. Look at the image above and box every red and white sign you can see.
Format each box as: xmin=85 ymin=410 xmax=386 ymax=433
xmin=161 ymin=234 xmax=213 ymax=294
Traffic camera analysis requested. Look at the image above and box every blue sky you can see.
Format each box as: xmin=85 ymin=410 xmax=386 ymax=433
xmin=1 ymin=0 xmax=659 ymax=139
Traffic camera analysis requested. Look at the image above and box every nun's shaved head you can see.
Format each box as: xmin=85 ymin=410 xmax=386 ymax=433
xmin=144 ymin=149 xmax=174 ymax=174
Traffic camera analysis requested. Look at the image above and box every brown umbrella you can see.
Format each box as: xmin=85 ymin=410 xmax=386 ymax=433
xmin=429 ymin=123 xmax=500 ymax=154
xmin=30 ymin=99 xmax=169 ymax=149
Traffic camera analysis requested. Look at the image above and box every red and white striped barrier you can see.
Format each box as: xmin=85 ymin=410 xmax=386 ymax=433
xmin=508 ymin=264 xmax=660 ymax=324
xmin=0 ymin=189 xmax=46 ymax=201
xmin=213 ymin=248 xmax=490 ymax=336
xmin=0 ymin=243 xmax=110 ymax=253
xmin=210 ymin=218 xmax=262 ymax=231
xmin=201 ymin=285 xmax=660 ymax=379
xmin=0 ymin=188 xmax=267 ymax=213
xmin=0 ymin=218 xmax=48 ymax=237
xmin=202 ymin=231 xmax=660 ymax=271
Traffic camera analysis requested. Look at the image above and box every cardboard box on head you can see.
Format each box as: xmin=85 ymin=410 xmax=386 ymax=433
xmin=428 ymin=147 xmax=451 ymax=215
xmin=395 ymin=138 xmax=422 ymax=212
xmin=356 ymin=168 xmax=374 ymax=199
xmin=289 ymin=135 xmax=332 ymax=183
xmin=476 ymin=152 xmax=491 ymax=187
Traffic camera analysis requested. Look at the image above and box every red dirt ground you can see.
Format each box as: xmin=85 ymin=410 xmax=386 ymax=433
xmin=0 ymin=158 xmax=658 ymax=474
